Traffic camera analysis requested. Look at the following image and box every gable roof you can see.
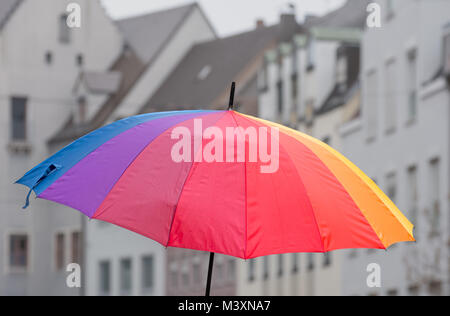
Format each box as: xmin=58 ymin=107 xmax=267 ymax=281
xmin=141 ymin=23 xmax=295 ymax=113
xmin=306 ymin=0 xmax=371 ymax=29
xmin=48 ymin=3 xmax=210 ymax=146
xmin=0 ymin=0 xmax=23 ymax=31
xmin=48 ymin=48 xmax=145 ymax=145
xmin=116 ymin=3 xmax=198 ymax=63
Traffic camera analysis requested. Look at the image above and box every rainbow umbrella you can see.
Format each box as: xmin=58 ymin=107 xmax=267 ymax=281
xmin=17 ymin=84 xmax=414 ymax=295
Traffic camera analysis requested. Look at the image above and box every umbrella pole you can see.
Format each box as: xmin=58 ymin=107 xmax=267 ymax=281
xmin=205 ymin=252 xmax=215 ymax=296
xmin=205 ymin=82 xmax=235 ymax=297
xmin=228 ymin=82 xmax=236 ymax=110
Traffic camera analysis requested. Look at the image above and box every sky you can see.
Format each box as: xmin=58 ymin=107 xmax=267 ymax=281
xmin=101 ymin=0 xmax=347 ymax=37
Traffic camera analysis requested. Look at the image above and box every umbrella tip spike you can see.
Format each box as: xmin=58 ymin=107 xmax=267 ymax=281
xmin=228 ymin=82 xmax=236 ymax=110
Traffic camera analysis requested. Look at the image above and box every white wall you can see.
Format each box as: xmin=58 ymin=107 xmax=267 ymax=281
xmin=341 ymin=0 xmax=450 ymax=296
xmin=0 ymin=0 xmax=122 ymax=295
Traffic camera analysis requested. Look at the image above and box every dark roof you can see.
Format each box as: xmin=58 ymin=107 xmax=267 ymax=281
xmin=0 ymin=0 xmax=22 ymax=31
xmin=116 ymin=3 xmax=198 ymax=63
xmin=141 ymin=21 xmax=299 ymax=113
xmin=306 ymin=0 xmax=371 ymax=29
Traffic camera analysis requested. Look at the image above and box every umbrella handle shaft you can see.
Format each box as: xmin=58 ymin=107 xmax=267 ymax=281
xmin=205 ymin=252 xmax=215 ymax=296
xmin=228 ymin=82 xmax=236 ymax=110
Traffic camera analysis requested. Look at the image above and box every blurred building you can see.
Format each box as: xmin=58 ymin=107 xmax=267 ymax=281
xmin=47 ymin=3 xmax=217 ymax=296
xmin=0 ymin=0 xmax=122 ymax=295
xmin=241 ymin=0 xmax=368 ymax=296
xmin=340 ymin=0 xmax=450 ymax=296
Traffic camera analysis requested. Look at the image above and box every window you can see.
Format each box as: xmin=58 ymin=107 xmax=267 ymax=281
xmin=59 ymin=14 xmax=70 ymax=44
xmin=120 ymin=258 xmax=132 ymax=295
xmin=260 ymin=58 xmax=269 ymax=92
xmin=408 ymin=284 xmax=420 ymax=296
xmin=306 ymin=39 xmax=315 ymax=71
xmin=99 ymin=261 xmax=111 ymax=296
xmin=181 ymin=259 xmax=189 ymax=287
xmin=305 ymin=99 xmax=315 ymax=126
xmin=406 ymin=50 xmax=417 ymax=122
xmin=385 ymin=173 xmax=397 ymax=207
xmin=407 ymin=166 xmax=418 ymax=231
xmin=78 ymin=96 xmax=86 ymax=123
xmin=45 ymin=51 xmax=53 ymax=65
xmin=142 ymin=256 xmax=154 ymax=293
xmin=76 ymin=54 xmax=84 ymax=67
xmin=11 ymin=97 xmax=27 ymax=141
xmin=386 ymin=0 xmax=395 ymax=20
xmin=387 ymin=289 xmax=398 ymax=296
xmin=248 ymin=259 xmax=255 ymax=282
xmin=215 ymin=256 xmax=224 ymax=282
xmin=192 ymin=257 xmax=201 ymax=284
xmin=55 ymin=233 xmax=65 ymax=271
xmin=263 ymin=257 xmax=269 ymax=280
xmin=429 ymin=158 xmax=440 ymax=236
xmin=291 ymin=48 xmax=298 ymax=73
xmin=227 ymin=258 xmax=235 ymax=282
xmin=169 ymin=262 xmax=178 ymax=288
xmin=277 ymin=80 xmax=284 ymax=116
xmin=71 ymin=231 xmax=81 ymax=263
xmin=385 ymin=59 xmax=397 ymax=133
xmin=336 ymin=54 xmax=348 ymax=89
xmin=291 ymin=50 xmax=299 ymax=112
xmin=291 ymin=73 xmax=298 ymax=107
xmin=385 ymin=174 xmax=398 ymax=249
xmin=292 ymin=253 xmax=298 ymax=273
xmin=366 ymin=70 xmax=378 ymax=140
xmin=9 ymin=234 xmax=28 ymax=271
xmin=277 ymin=255 xmax=284 ymax=277
xmin=428 ymin=281 xmax=442 ymax=296
xmin=307 ymin=253 xmax=314 ymax=271
xmin=197 ymin=65 xmax=212 ymax=81
xmin=323 ymin=252 xmax=331 ymax=267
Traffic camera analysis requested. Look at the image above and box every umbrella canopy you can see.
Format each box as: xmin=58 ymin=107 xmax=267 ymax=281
xmin=17 ymin=109 xmax=414 ymax=259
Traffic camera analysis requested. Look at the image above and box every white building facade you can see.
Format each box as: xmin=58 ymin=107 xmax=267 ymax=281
xmin=340 ymin=0 xmax=450 ymax=296
xmin=241 ymin=12 xmax=365 ymax=295
xmin=0 ymin=0 xmax=123 ymax=295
